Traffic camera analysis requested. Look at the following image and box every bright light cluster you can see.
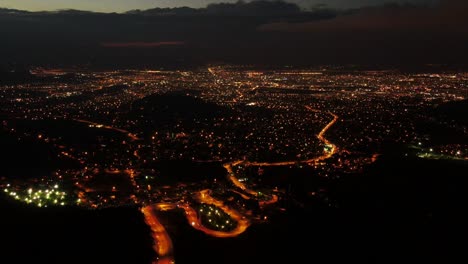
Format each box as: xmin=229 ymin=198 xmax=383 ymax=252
xmin=3 ymin=183 xmax=78 ymax=208
xmin=198 ymin=203 xmax=236 ymax=231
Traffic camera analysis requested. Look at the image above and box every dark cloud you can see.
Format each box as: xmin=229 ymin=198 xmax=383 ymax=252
xmin=258 ymin=0 xmax=468 ymax=32
xmin=127 ymin=1 xmax=302 ymax=16
xmin=0 ymin=1 xmax=466 ymax=68
xmin=254 ymin=0 xmax=468 ymax=66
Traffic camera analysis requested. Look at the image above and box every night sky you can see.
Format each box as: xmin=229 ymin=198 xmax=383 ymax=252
xmin=0 ymin=0 xmax=466 ymax=67
xmin=0 ymin=0 xmax=438 ymax=12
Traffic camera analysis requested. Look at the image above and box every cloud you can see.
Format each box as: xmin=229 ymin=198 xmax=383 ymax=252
xmin=0 ymin=0 xmax=466 ymax=67
xmin=252 ymin=0 xmax=468 ymax=66
xmin=127 ymin=1 xmax=302 ymax=16
xmin=258 ymin=0 xmax=468 ymax=33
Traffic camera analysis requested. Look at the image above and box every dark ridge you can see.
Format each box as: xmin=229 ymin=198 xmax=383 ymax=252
xmin=434 ymin=99 xmax=468 ymax=125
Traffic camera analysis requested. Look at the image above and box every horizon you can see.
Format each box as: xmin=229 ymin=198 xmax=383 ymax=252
xmin=0 ymin=0 xmax=438 ymax=13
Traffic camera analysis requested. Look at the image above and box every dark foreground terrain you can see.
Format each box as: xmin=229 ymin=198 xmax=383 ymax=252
xmin=2 ymin=151 xmax=466 ymax=264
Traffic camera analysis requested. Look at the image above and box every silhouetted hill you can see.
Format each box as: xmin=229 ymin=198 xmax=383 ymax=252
xmin=0 ymin=196 xmax=154 ymax=264
xmin=130 ymin=91 xmax=228 ymax=131
xmin=330 ymin=153 xmax=467 ymax=263
xmin=435 ymin=99 xmax=468 ymax=125
xmin=127 ymin=1 xmax=302 ymax=16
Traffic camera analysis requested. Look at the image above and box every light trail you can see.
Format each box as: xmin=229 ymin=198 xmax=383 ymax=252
xmin=259 ymin=194 xmax=278 ymax=207
xmin=73 ymin=119 xmax=140 ymax=141
xmin=141 ymin=205 xmax=175 ymax=264
xmin=224 ymin=163 xmax=258 ymax=197
xmin=142 ymin=196 xmax=251 ymax=263
xmin=126 ymin=169 xmax=140 ymax=203
xmin=231 ymin=189 xmax=251 ymax=200
xmin=225 ymin=107 xmax=339 ymax=201
xmin=246 ymin=107 xmax=338 ymax=166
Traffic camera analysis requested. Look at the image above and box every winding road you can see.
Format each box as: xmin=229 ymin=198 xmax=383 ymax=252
xmin=142 ymin=105 xmax=339 ymax=263
xmin=141 ymin=205 xmax=175 ymax=264
xmin=225 ymin=106 xmax=339 ymax=199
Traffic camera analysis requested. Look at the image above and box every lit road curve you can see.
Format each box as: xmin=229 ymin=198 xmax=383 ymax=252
xmin=143 ymin=198 xmax=250 ymax=264
xmin=141 ymin=205 xmax=175 ymax=264
xmin=224 ymin=162 xmax=279 ymax=206
xmin=177 ymin=189 xmax=251 ymax=238
xmin=245 ymin=106 xmax=338 ymax=166
xmin=224 ymin=107 xmax=338 ymax=199
xmin=223 ymin=162 xmax=257 ymax=197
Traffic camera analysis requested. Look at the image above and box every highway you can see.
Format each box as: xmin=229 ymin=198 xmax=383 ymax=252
xmin=141 ymin=205 xmax=175 ymax=264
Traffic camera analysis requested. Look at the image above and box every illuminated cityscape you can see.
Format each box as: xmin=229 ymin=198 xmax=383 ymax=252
xmin=1 ymin=1 xmax=467 ymax=263
xmin=1 ymin=65 xmax=466 ymax=263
